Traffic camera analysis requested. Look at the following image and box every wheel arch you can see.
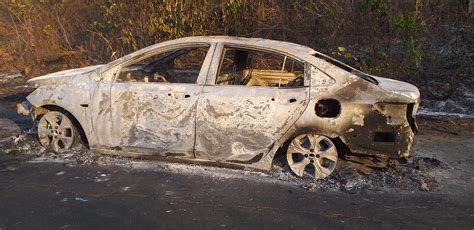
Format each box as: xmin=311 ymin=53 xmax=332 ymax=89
xmin=34 ymin=104 xmax=90 ymax=147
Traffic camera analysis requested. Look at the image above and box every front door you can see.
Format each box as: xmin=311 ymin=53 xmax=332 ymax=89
xmin=106 ymin=44 xmax=214 ymax=157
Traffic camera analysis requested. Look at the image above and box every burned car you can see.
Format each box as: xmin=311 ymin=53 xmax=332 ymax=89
xmin=18 ymin=36 xmax=420 ymax=179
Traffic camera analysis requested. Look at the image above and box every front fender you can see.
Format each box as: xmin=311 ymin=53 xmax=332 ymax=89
xmin=26 ymin=78 xmax=98 ymax=145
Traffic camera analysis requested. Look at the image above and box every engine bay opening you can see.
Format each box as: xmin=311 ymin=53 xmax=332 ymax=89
xmin=315 ymin=99 xmax=341 ymax=118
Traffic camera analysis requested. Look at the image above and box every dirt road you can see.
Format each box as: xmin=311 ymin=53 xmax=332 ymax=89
xmin=1 ymin=90 xmax=473 ymax=229
xmin=1 ymin=161 xmax=473 ymax=229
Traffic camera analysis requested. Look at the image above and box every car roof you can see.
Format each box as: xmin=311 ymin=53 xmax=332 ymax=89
xmin=102 ymin=36 xmax=318 ymax=72
xmin=160 ymin=36 xmax=317 ymax=56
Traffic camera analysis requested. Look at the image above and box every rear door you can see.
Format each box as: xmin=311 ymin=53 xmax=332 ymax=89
xmin=195 ymin=45 xmax=310 ymax=162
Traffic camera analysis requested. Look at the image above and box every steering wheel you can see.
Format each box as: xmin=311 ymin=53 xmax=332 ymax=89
xmin=145 ymin=61 xmax=172 ymax=82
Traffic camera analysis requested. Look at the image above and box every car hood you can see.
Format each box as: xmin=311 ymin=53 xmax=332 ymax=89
xmin=372 ymin=76 xmax=420 ymax=101
xmin=27 ymin=65 xmax=104 ymax=87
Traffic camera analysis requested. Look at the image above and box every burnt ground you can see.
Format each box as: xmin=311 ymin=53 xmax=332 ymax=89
xmin=1 ymin=85 xmax=474 ymax=228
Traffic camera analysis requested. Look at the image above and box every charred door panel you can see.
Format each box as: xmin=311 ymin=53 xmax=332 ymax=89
xmin=110 ymin=83 xmax=201 ymax=157
xmin=195 ymin=86 xmax=309 ymax=162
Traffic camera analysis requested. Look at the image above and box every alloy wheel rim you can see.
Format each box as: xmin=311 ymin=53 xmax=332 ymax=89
xmin=287 ymin=134 xmax=338 ymax=179
xmin=38 ymin=112 xmax=74 ymax=153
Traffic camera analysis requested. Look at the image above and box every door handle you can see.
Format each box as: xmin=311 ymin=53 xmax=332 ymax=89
xmin=289 ymin=98 xmax=297 ymax=103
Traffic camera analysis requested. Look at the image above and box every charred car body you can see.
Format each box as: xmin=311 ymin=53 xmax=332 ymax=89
xmin=18 ymin=36 xmax=420 ymax=179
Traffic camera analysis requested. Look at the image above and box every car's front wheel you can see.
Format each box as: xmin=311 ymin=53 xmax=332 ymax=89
xmin=286 ymin=133 xmax=338 ymax=179
xmin=38 ymin=111 xmax=79 ymax=153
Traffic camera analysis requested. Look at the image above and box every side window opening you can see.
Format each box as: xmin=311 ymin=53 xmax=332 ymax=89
xmin=216 ymin=47 xmax=305 ymax=87
xmin=116 ymin=45 xmax=210 ymax=84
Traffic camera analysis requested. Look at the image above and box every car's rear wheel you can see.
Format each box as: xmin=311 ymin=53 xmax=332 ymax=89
xmin=286 ymin=133 xmax=338 ymax=179
xmin=38 ymin=111 xmax=79 ymax=153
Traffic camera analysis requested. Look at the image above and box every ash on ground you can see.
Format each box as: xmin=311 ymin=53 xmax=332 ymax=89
xmin=0 ymin=132 xmax=117 ymax=169
xmin=417 ymin=71 xmax=474 ymax=119
xmin=271 ymin=153 xmax=447 ymax=194
xmin=0 ymin=131 xmax=449 ymax=194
